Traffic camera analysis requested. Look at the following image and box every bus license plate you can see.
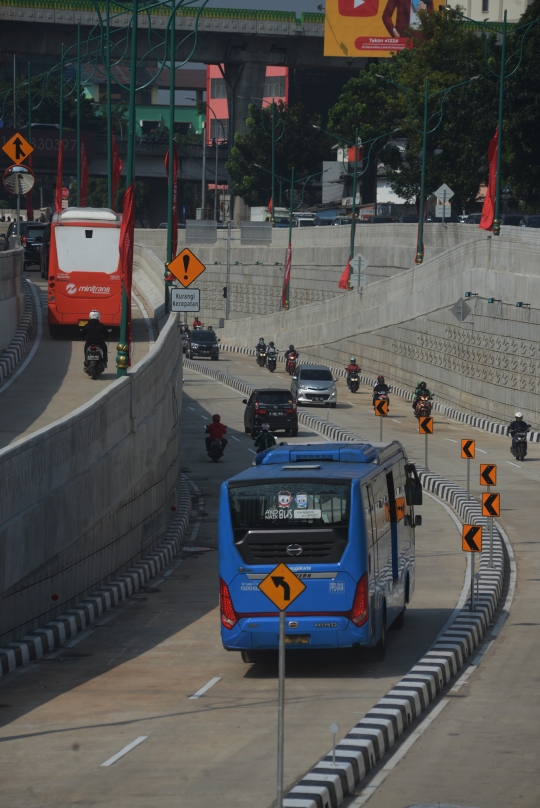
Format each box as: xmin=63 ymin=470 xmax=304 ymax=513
xmin=285 ymin=635 xmax=310 ymax=644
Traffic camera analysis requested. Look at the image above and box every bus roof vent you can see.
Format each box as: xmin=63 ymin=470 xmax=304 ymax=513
xmin=256 ymin=443 xmax=378 ymax=465
xmin=58 ymin=207 xmax=121 ymax=223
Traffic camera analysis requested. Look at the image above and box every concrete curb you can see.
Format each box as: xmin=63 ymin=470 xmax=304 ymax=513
xmin=219 ymin=345 xmax=535 ymax=442
xmin=185 ymin=356 xmax=507 ymax=808
xmin=0 ymin=279 xmax=34 ymax=384
xmin=0 ymin=475 xmax=193 ymax=678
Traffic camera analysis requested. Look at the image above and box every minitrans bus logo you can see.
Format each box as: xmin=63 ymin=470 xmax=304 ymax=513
xmin=65 ymin=283 xmax=110 ymax=295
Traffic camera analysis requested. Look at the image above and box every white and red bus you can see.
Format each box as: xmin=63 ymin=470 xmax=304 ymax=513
xmin=45 ymin=208 xmax=123 ymax=336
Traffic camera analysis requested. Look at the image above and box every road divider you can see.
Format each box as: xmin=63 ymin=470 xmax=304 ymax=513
xmin=184 ymin=356 xmax=509 ymax=808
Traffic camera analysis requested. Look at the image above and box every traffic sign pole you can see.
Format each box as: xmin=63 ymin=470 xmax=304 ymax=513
xmin=467 ymin=458 xmax=470 ymax=500
xmin=277 ymin=610 xmax=286 ymax=808
xmin=380 ymin=415 xmax=383 ymax=442
xmin=471 ymin=551 xmax=475 ymax=612
xmin=424 ymin=432 xmax=428 ymax=471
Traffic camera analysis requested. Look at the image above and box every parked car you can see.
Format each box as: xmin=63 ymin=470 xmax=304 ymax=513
xmin=243 ymin=388 xmax=298 ymax=437
xmin=501 ymin=214 xmax=523 ymax=227
xmin=399 ymin=215 xmax=419 ymax=223
xmin=291 ymin=364 xmax=337 ymax=408
xmin=520 ymin=214 xmax=540 ymax=228
xmin=464 ymin=213 xmax=482 ymax=224
xmin=186 ymin=329 xmax=219 ymax=360
xmin=333 ymin=216 xmax=352 ymax=226
xmin=4 ymin=220 xmax=47 ymax=268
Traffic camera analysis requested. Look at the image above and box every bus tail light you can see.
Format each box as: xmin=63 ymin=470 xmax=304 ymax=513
xmin=220 ymin=578 xmax=238 ymax=629
xmin=349 ymin=572 xmax=369 ymax=626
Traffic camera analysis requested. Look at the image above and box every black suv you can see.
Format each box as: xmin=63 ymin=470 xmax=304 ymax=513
xmin=243 ymin=389 xmax=298 ymax=438
xmin=187 ymin=329 xmax=219 ymax=360
xmin=4 ymin=221 xmax=47 ymax=268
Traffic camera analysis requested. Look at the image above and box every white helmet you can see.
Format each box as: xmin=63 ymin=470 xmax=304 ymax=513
xmin=89 ymin=310 xmax=100 ymax=320
xmin=515 ymin=411 xmax=523 ymax=418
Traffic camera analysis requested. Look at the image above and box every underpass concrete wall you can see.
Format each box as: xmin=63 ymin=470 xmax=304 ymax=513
xmin=222 ymin=229 xmax=540 ymax=429
xmin=0 ymin=313 xmax=182 ymax=645
xmin=0 ymin=247 xmax=24 ymax=353
xmin=134 ymin=223 xmax=487 ymax=326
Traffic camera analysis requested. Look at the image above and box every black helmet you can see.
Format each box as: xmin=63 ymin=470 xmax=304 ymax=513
xmin=419 ymin=381 xmax=427 ymax=390
xmin=377 ymin=375 xmax=384 ymax=383
xmin=259 ymin=337 xmax=265 ymax=343
xmin=269 ymin=341 xmax=275 ymax=347
xmin=289 ymin=344 xmax=294 ymax=350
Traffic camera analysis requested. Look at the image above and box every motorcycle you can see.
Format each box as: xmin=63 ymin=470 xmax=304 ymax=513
xmin=414 ymin=395 xmax=432 ymax=419
xmin=84 ymin=344 xmax=106 ymax=380
xmin=511 ymin=432 xmax=528 ymax=461
xmin=267 ymin=353 xmax=277 ymax=372
xmin=286 ymin=355 xmax=298 ymax=376
xmin=256 ymin=350 xmax=267 ymax=368
xmin=349 ymin=372 xmax=359 ymax=394
xmin=208 ymin=439 xmax=224 ymax=463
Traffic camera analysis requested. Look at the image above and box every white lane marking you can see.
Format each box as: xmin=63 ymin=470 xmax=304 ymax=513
xmin=200 ymin=415 xmax=207 ymax=420
xmin=444 ymin=438 xmax=458 ymax=443
xmin=248 ymin=448 xmax=256 ymax=454
xmin=189 ymin=521 xmax=201 ymax=543
xmin=163 ymin=559 xmax=184 ymax=577
xmin=477 ymin=448 xmax=488 ymax=454
xmin=131 ymin=291 xmax=155 ymax=349
xmin=101 ymin=736 xmax=148 ymax=767
xmin=506 ymin=461 xmax=521 ymax=468
xmin=392 ymin=419 xmax=400 ymax=423
xmin=150 ymin=578 xmax=165 ymax=589
xmin=234 ymin=361 xmax=242 ymax=364
xmin=349 ymin=699 xmax=450 ymax=806
xmin=96 ymin=599 xmax=136 ymax=626
xmin=189 ymin=676 xmax=222 ymax=700
xmin=188 ymin=406 xmax=195 ymax=410
xmin=248 ymin=365 xmax=255 ymax=368
xmin=0 ymin=281 xmax=42 ymax=395
xmin=230 ymin=435 xmax=240 ymax=442
xmin=65 ymin=629 xmax=95 ymax=648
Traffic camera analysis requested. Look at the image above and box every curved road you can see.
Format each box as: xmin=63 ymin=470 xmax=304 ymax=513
xmin=0 ymin=273 xmax=155 ymax=450
xmin=0 ymin=357 xmax=466 ymax=808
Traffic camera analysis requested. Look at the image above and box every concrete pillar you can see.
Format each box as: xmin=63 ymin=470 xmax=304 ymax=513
xmin=221 ymin=60 xmax=267 ymax=224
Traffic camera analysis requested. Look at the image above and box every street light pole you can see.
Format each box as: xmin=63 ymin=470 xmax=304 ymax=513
xmin=286 ymin=165 xmax=294 ymax=309
xmin=348 ymin=128 xmax=359 ymax=288
xmin=271 ymin=100 xmax=275 ymax=227
xmin=416 ymin=79 xmax=429 ymax=264
xmin=165 ymin=10 xmax=176 ymax=314
xmin=201 ymin=121 xmax=206 ymax=218
xmin=76 ymin=22 xmax=81 ymax=206
xmin=106 ymin=0 xmax=113 ymax=209
xmin=493 ymin=10 xmax=507 ymax=237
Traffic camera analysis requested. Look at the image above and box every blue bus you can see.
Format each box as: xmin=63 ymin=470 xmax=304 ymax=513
xmin=218 ymin=441 xmax=423 ymax=662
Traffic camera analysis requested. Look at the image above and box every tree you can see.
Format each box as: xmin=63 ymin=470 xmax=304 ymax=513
xmin=226 ymin=101 xmax=333 ymax=208
xmin=328 ymin=7 xmax=500 ymax=212
xmin=504 ymin=0 xmax=540 ymax=210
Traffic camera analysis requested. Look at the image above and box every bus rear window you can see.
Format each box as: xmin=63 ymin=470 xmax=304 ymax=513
xmin=55 ymin=226 xmax=120 ymax=274
xmin=229 ymin=481 xmax=350 ymax=529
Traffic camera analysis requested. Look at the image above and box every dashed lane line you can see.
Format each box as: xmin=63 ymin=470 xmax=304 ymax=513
xmin=230 ymin=435 xmax=241 ymax=442
xmin=507 ymin=461 xmax=521 ymax=468
xmin=101 ymin=736 xmax=148 ymax=767
xmin=189 ymin=676 xmax=222 ymax=700
xmin=65 ymin=630 xmax=95 ymax=648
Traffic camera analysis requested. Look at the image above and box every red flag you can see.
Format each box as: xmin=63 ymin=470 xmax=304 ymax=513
xmin=282 ymin=240 xmax=292 ymax=309
xmin=55 ymin=135 xmax=64 ymax=213
xmin=111 ymin=128 xmax=122 ymax=207
xmin=338 ymin=258 xmax=351 ymax=289
xmin=164 ymin=142 xmax=179 ymax=258
xmin=480 ymin=127 xmax=499 ymax=232
xmin=26 ymin=153 xmax=34 ymax=221
xmin=80 ymin=140 xmax=89 ymax=206
xmin=268 ymin=197 xmax=273 ymax=214
xmin=119 ymin=184 xmax=135 ymax=363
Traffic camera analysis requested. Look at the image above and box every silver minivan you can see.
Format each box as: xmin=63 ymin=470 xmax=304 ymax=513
xmin=291 ymin=364 xmax=337 ymax=408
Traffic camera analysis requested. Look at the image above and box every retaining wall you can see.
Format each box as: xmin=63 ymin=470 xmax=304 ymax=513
xmin=134 ymin=223 xmax=489 ymax=325
xmin=221 ymin=228 xmax=540 ymax=429
xmin=0 ymin=247 xmax=24 ymax=353
xmin=0 ymin=312 xmax=183 ymax=645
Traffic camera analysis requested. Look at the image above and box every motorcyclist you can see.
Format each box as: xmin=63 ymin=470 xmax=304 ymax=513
xmin=267 ymin=341 xmax=278 ymax=359
xmin=373 ymin=375 xmax=390 ymax=406
xmin=192 ymin=316 xmax=203 ymax=329
xmin=285 ymin=344 xmax=298 ymax=361
xmin=346 ymin=357 xmax=361 ymax=389
xmin=81 ymin=310 xmax=109 ymax=367
xmin=254 ymin=423 xmax=276 ymax=452
xmin=255 ymin=337 xmax=267 ymax=353
xmin=205 ymin=413 xmax=228 ymax=455
xmin=412 ymin=380 xmax=433 ymax=411
xmin=508 ymin=411 xmax=530 ymax=452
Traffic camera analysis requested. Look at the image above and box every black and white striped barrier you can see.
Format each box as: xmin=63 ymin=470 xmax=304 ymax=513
xmin=0 ymin=476 xmax=193 ymax=678
xmin=219 ymin=345 xmax=537 ymax=442
xmin=186 ymin=356 xmax=507 ymax=808
xmin=0 ymin=280 xmax=34 ymax=384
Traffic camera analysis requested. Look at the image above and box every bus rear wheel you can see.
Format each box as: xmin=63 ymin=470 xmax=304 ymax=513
xmin=370 ymin=607 xmax=386 ymax=661
xmin=48 ymin=324 xmax=62 ymax=337
xmin=241 ymin=650 xmax=269 ymax=664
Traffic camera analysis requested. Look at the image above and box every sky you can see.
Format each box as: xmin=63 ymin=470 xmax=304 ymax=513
xmin=190 ymin=1 xmax=324 ymax=12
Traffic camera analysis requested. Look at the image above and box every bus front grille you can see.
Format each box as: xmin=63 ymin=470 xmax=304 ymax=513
xmin=235 ymin=529 xmax=347 ymax=564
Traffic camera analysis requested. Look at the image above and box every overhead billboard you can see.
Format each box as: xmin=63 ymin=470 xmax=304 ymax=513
xmin=324 ymin=0 xmax=433 ymax=59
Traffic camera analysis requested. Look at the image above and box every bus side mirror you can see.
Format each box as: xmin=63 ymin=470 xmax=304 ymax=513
xmin=405 ymin=483 xmax=423 ymax=506
xmin=414 ymin=514 xmax=422 ymax=527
